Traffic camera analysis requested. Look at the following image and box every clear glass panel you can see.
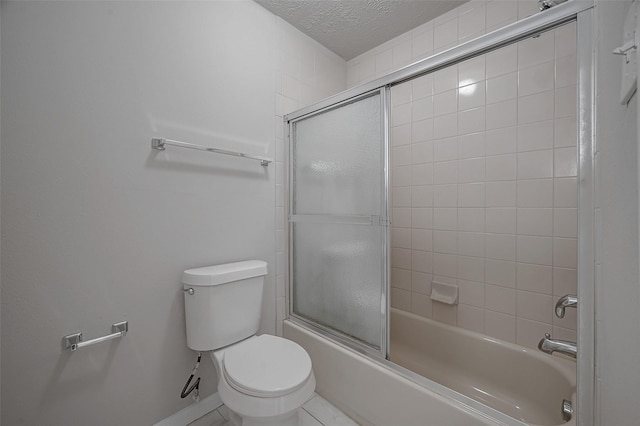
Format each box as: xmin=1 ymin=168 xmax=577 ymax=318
xmin=292 ymin=222 xmax=383 ymax=348
xmin=293 ymin=93 xmax=382 ymax=216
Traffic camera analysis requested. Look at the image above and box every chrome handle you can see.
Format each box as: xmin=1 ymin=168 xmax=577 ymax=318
xmin=183 ymin=288 xmax=194 ymax=295
xmin=555 ymin=295 xmax=578 ymax=318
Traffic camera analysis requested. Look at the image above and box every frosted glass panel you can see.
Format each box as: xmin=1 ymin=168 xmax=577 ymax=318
xmin=290 ymin=90 xmax=387 ymax=352
xmin=293 ymin=93 xmax=382 ymax=216
xmin=292 ymin=222 xmax=383 ymax=348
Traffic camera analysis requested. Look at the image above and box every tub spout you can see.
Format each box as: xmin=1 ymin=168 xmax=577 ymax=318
xmin=555 ymin=294 xmax=577 ymax=318
xmin=538 ymin=333 xmax=577 ymax=358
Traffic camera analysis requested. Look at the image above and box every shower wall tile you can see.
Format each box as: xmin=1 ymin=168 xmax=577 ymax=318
xmin=487 ymin=44 xmax=518 ymax=79
xmin=485 ymin=127 xmax=516 ymax=155
xmin=486 ymin=0 xmax=518 ymax=31
xmin=458 ymin=132 xmax=486 ymax=158
xmin=517 ymin=179 xmax=554 ymax=207
xmin=553 ymin=267 xmax=578 ymax=296
xmin=380 ymin=1 xmax=574 ymax=350
xmin=485 ymin=284 xmax=516 ymax=315
xmin=485 ymin=260 xmax=516 ymax=287
xmin=412 ymin=271 xmax=433 ymax=294
xmin=485 ymin=311 xmax=516 ymax=342
xmin=486 ymin=208 xmax=517 ymax=234
xmin=411 ymin=292 xmax=433 ymax=317
xmin=459 ymin=3 xmax=486 ymax=42
xmin=391 ymin=288 xmax=412 ymax=311
xmin=518 ymin=121 xmax=554 ymax=152
xmin=518 ymin=61 xmax=555 ymax=96
xmin=458 ymin=232 xmax=485 ymax=258
xmin=392 ymin=267 xmax=412 ymax=290
xmin=457 ymin=305 xmax=486 ymax=333
xmin=458 ymin=107 xmax=486 ymax=135
xmin=486 ymin=99 xmax=517 ymax=130
xmin=554 ymin=116 xmax=578 ymax=148
xmin=485 ymin=154 xmax=517 ymax=181
xmin=517 ymin=263 xmax=553 ymax=294
xmin=486 ymin=72 xmax=518 ymax=104
xmin=486 ymin=181 xmax=516 ymax=207
xmin=459 ymin=279 xmax=485 ymax=307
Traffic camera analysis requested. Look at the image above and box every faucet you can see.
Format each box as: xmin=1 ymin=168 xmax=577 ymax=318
xmin=555 ymin=294 xmax=577 ymax=318
xmin=538 ymin=333 xmax=577 ymax=358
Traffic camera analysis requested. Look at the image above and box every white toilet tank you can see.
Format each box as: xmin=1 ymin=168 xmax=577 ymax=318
xmin=183 ymin=260 xmax=267 ymax=352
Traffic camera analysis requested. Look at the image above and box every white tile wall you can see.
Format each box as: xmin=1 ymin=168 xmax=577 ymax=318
xmin=388 ymin=18 xmax=578 ymax=349
xmin=273 ymin=18 xmax=347 ymax=335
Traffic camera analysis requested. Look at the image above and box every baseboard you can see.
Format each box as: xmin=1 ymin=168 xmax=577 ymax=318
xmin=153 ymin=392 xmax=223 ymax=426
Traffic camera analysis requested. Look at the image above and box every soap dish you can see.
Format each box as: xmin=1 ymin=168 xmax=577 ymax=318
xmin=430 ymin=280 xmax=459 ymax=305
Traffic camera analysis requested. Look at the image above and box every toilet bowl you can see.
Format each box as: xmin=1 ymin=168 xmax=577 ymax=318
xmin=212 ymin=335 xmax=316 ymax=426
xmin=182 ymin=261 xmax=316 ymax=426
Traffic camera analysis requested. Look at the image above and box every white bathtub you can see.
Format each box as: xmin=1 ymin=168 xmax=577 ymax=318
xmin=390 ymin=308 xmax=576 ymax=426
xmin=284 ymin=309 xmax=576 ymax=426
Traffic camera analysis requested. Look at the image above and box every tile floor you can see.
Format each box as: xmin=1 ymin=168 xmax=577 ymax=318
xmin=187 ymin=393 xmax=359 ymax=426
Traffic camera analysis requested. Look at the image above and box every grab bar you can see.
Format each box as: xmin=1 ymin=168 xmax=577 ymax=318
xmin=151 ymin=138 xmax=272 ymax=166
xmin=62 ymin=321 xmax=128 ymax=352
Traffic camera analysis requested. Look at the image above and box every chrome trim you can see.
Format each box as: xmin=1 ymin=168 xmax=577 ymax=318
xmin=576 ymin=7 xmax=596 ymax=426
xmin=151 ymin=138 xmax=272 ymax=166
xmin=538 ymin=333 xmax=577 ymax=358
xmin=289 ymin=214 xmax=380 ymax=226
xmin=284 ymin=0 xmax=593 ymax=122
xmin=381 ymin=86 xmax=391 ymax=360
xmin=62 ymin=321 xmax=128 ymax=352
xmin=555 ymin=294 xmax=578 ymax=318
xmin=539 ymin=0 xmax=569 ymax=11
xmin=562 ymin=399 xmax=574 ymax=422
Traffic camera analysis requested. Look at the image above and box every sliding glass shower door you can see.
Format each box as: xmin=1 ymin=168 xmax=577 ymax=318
xmin=289 ymin=89 xmax=389 ymax=354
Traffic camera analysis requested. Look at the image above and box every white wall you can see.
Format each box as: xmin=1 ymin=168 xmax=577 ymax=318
xmin=593 ymin=1 xmax=640 ymax=423
xmin=0 ymin=1 xmax=345 ymax=425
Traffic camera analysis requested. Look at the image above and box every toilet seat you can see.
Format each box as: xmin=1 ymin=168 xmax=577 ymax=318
xmin=222 ymin=334 xmax=312 ymax=398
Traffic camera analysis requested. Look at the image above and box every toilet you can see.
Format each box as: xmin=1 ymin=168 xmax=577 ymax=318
xmin=182 ymin=260 xmax=315 ymax=426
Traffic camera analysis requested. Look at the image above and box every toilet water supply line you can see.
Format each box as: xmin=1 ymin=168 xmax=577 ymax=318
xmin=181 ymin=352 xmax=202 ymax=402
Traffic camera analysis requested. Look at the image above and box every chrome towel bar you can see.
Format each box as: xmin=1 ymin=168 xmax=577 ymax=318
xmin=151 ymin=138 xmax=272 ymax=166
xmin=62 ymin=321 xmax=128 ymax=352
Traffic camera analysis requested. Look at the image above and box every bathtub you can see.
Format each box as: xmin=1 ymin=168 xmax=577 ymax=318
xmin=390 ymin=308 xmax=576 ymax=426
xmin=284 ymin=309 xmax=576 ymax=426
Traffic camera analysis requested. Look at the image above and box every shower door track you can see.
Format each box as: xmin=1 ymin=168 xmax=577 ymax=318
xmin=285 ymin=1 xmax=596 ymax=425
xmin=285 ymin=0 xmax=591 ymax=123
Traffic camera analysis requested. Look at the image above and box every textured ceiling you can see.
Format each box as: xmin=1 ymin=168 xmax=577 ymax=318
xmin=255 ymin=0 xmax=468 ymax=60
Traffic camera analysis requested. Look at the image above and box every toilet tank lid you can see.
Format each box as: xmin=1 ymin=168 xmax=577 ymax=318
xmin=182 ymin=260 xmax=267 ymax=286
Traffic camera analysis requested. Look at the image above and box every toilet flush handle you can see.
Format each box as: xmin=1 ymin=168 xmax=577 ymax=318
xmin=183 ymin=288 xmax=194 ymax=295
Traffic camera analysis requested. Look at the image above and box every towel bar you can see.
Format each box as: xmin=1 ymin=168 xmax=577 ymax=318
xmin=151 ymin=138 xmax=272 ymax=166
xmin=62 ymin=321 xmax=128 ymax=352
